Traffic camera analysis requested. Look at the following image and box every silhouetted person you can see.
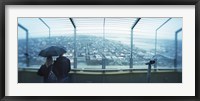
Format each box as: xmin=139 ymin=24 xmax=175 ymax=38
xmin=37 ymin=56 xmax=57 ymax=83
xmin=54 ymin=53 xmax=71 ymax=83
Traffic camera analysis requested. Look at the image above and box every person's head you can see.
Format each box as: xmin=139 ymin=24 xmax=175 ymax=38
xmin=46 ymin=56 xmax=53 ymax=66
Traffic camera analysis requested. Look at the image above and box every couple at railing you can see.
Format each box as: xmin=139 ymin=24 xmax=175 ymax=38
xmin=37 ymin=46 xmax=71 ymax=83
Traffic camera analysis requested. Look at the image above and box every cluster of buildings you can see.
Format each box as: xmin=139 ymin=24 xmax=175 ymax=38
xmin=18 ymin=36 xmax=177 ymax=68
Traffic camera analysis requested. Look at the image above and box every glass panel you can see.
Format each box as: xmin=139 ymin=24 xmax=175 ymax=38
xmin=156 ymin=18 xmax=182 ymax=69
xmin=104 ymin=18 xmax=136 ymax=69
xmin=28 ymin=36 xmax=49 ymax=68
xmin=132 ymin=31 xmax=155 ymax=69
xmin=18 ymin=26 xmax=27 ymax=68
xmin=133 ymin=18 xmax=170 ymax=69
xmin=156 ymin=35 xmax=175 ymax=69
xmin=18 ymin=18 xmax=50 ymax=68
xmin=18 ymin=18 xmax=74 ymax=68
xmin=41 ymin=18 xmax=74 ymax=68
xmin=74 ymin=18 xmax=104 ymax=69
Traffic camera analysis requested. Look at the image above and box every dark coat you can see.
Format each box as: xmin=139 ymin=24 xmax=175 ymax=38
xmin=37 ymin=64 xmax=56 ymax=83
xmin=54 ymin=56 xmax=71 ymax=82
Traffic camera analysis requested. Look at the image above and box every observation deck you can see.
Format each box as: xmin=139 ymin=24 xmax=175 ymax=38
xmin=18 ymin=17 xmax=182 ymax=83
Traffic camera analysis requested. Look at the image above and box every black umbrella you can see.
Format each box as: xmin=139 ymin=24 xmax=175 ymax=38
xmin=39 ymin=46 xmax=66 ymax=57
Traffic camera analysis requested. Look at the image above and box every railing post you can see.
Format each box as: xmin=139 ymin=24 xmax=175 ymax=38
xmin=130 ymin=18 xmax=141 ymax=69
xmin=174 ymin=28 xmax=182 ymax=71
xmin=69 ymin=18 xmax=77 ymax=69
xmin=102 ymin=18 xmax=106 ymax=69
xmin=74 ymin=27 xmax=77 ymax=68
xmin=130 ymin=29 xmax=133 ymax=69
xmin=18 ymin=23 xmax=29 ymax=67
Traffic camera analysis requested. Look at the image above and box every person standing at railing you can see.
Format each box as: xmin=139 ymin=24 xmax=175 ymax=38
xmin=54 ymin=53 xmax=71 ymax=83
xmin=37 ymin=56 xmax=57 ymax=83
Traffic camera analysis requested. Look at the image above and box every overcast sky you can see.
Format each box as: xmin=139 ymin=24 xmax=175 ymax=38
xmin=18 ymin=17 xmax=182 ymax=42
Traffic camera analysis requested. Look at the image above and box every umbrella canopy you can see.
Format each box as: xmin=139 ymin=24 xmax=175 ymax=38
xmin=39 ymin=46 xmax=66 ymax=57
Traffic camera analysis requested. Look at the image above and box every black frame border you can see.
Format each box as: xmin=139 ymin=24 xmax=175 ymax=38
xmin=0 ymin=0 xmax=199 ymax=101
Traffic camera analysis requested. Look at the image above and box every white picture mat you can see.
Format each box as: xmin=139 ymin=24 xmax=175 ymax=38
xmin=5 ymin=5 xmax=195 ymax=96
